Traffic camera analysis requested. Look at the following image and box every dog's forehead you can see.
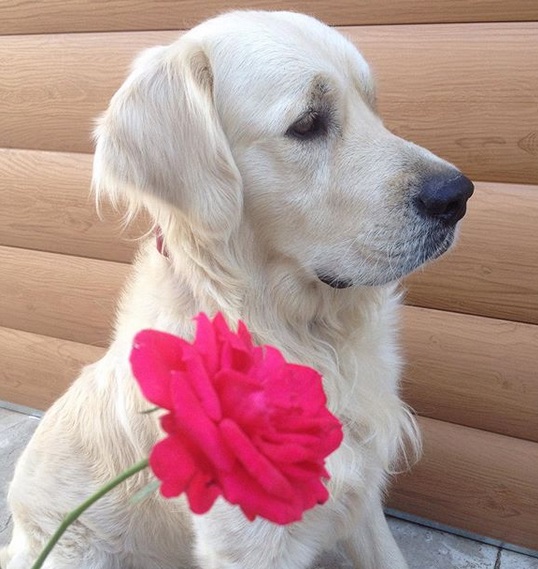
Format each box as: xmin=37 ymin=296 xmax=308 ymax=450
xmin=188 ymin=11 xmax=374 ymax=128
xmin=191 ymin=11 xmax=370 ymax=93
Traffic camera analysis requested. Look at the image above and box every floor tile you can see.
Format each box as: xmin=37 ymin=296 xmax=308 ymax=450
xmin=500 ymin=549 xmax=538 ymax=568
xmin=0 ymin=411 xmax=39 ymax=548
xmin=388 ymin=517 xmax=499 ymax=569
xmin=0 ymin=408 xmax=29 ymax=433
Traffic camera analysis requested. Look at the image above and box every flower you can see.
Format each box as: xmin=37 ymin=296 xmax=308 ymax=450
xmin=130 ymin=313 xmax=343 ymax=524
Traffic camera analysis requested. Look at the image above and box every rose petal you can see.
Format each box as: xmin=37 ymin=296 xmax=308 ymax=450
xmin=295 ymin=476 xmax=330 ymax=509
xmin=213 ymin=314 xmax=250 ymax=354
xmin=236 ymin=319 xmax=254 ymax=349
xmin=170 ymin=370 xmax=234 ymax=471
xmin=211 ymin=312 xmax=231 ymax=338
xmin=220 ymin=343 xmax=253 ymax=374
xmin=288 ymin=365 xmax=327 ymax=411
xmin=219 ymin=419 xmax=294 ymax=500
xmin=318 ymin=421 xmax=344 ymax=454
xmin=257 ymin=431 xmax=326 ymax=448
xmin=221 ymin=468 xmax=304 ymax=525
xmin=181 ymin=343 xmax=222 ymax=422
xmin=130 ymin=330 xmax=186 ymax=410
xmin=251 ymin=346 xmax=286 ymax=386
xmin=160 ymin=411 xmax=178 ymax=435
xmin=149 ymin=436 xmax=196 ymax=498
xmin=212 ymin=314 xmax=254 ymax=373
xmin=214 ymin=368 xmax=261 ymax=395
xmin=193 ymin=313 xmax=219 ymax=376
xmin=268 ymin=409 xmax=343 ymax=450
xmin=214 ymin=369 xmax=265 ymax=427
xmin=261 ymin=440 xmax=320 ymax=464
xmin=186 ymin=472 xmax=221 ymax=515
xmin=279 ymin=461 xmax=328 ymax=482
xmin=265 ymin=364 xmax=326 ymax=415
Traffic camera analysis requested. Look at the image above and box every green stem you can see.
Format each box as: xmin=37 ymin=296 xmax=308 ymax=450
xmin=30 ymin=458 xmax=149 ymax=569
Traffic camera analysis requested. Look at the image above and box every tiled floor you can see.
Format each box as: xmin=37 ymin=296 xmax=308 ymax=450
xmin=1 ymin=406 xmax=537 ymax=568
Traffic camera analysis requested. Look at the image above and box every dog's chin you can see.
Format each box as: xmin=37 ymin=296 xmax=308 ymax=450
xmin=316 ymin=229 xmax=456 ymax=289
xmin=419 ymin=228 xmax=456 ymax=263
xmin=379 ymin=229 xmax=456 ymax=283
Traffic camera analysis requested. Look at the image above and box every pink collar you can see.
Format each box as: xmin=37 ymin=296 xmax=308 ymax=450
xmin=155 ymin=228 xmax=169 ymax=258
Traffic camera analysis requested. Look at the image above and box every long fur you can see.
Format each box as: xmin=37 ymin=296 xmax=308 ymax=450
xmin=3 ymin=11 xmax=468 ymax=569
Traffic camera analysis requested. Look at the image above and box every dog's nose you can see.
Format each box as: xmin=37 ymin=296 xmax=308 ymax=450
xmin=414 ymin=172 xmax=474 ymax=225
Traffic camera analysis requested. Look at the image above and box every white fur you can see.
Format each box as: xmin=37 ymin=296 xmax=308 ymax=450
xmin=3 ymin=11 xmax=466 ymax=569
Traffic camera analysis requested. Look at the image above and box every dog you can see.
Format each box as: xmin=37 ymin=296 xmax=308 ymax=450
xmin=2 ymin=10 xmax=473 ymax=569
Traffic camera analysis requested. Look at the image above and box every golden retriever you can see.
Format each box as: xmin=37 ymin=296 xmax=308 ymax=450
xmin=2 ymin=11 xmax=473 ymax=569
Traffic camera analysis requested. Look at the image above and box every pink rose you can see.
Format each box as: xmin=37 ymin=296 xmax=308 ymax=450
xmin=130 ymin=313 xmax=343 ymax=524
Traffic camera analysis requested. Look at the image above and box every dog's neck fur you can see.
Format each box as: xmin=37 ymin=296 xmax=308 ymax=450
xmin=87 ymin=211 xmax=417 ymax=482
xmin=108 ymin=215 xmax=405 ymax=434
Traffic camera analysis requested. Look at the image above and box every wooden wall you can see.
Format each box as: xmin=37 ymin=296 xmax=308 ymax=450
xmin=1 ymin=0 xmax=537 ymax=552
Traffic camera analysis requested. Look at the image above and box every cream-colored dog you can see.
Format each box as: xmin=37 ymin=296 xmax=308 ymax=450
xmin=2 ymin=11 xmax=473 ymax=569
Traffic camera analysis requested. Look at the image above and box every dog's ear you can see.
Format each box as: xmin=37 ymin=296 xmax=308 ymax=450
xmin=93 ymin=39 xmax=242 ymax=235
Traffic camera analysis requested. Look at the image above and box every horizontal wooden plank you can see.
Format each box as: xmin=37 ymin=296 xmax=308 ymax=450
xmin=0 ymin=30 xmax=177 ymax=154
xmin=2 ymin=0 xmax=537 ymax=36
xmin=350 ymin=24 xmax=538 ymax=185
xmin=388 ymin=417 xmax=538 ymax=551
xmin=3 ymin=147 xmax=535 ymax=326
xmin=0 ymin=149 xmax=147 ymax=262
xmin=402 ymin=306 xmax=538 ymax=442
xmin=1 ymin=24 xmax=536 ymax=184
xmin=0 ymin=246 xmax=129 ymax=346
xmin=405 ymin=182 xmax=538 ymax=324
xmin=0 ymin=326 xmax=104 ymax=410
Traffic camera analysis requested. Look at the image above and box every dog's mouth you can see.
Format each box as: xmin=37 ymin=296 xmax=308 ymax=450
xmin=315 ymin=226 xmax=456 ymax=289
xmin=316 ymin=273 xmax=354 ymax=289
xmin=419 ymin=226 xmax=456 ymax=263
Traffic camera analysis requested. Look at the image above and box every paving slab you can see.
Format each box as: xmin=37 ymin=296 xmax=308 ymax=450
xmin=0 ymin=409 xmax=30 ymax=434
xmin=0 ymin=408 xmax=39 ymax=548
xmin=387 ymin=516 xmax=499 ymax=568
xmin=500 ymin=549 xmax=538 ymax=568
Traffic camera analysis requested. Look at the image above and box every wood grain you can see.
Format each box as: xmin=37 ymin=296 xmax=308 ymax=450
xmin=0 ymin=246 xmax=129 ymax=347
xmin=0 ymin=30 xmax=179 ymax=154
xmin=388 ymin=416 xmax=538 ymax=551
xmin=1 ymin=0 xmax=537 ymax=35
xmin=0 ymin=149 xmax=148 ymax=262
xmin=402 ymin=306 xmax=538 ymax=443
xmin=0 ymin=326 xmax=104 ymax=409
xmin=1 ymin=24 xmax=537 ymax=184
xmin=405 ymin=182 xmax=538 ymax=325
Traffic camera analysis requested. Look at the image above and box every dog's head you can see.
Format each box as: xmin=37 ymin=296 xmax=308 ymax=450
xmin=94 ymin=11 xmax=473 ymax=288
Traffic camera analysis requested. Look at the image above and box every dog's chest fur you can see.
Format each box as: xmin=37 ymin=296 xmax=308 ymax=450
xmin=113 ymin=244 xmax=410 ymax=506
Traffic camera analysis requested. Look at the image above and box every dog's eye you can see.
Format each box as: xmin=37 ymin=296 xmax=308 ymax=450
xmin=286 ymin=111 xmax=327 ymax=140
